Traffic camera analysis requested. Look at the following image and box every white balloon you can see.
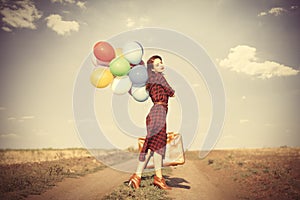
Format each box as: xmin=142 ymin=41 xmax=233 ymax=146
xmin=123 ymin=41 xmax=143 ymax=65
xmin=111 ymin=76 xmax=132 ymax=95
xmin=131 ymin=86 xmax=149 ymax=102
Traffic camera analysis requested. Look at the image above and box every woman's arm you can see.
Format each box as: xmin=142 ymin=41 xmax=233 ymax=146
xmin=160 ymin=76 xmax=175 ymax=97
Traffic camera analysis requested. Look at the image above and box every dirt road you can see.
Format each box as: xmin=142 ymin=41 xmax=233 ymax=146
xmin=26 ymin=167 xmax=128 ymax=200
xmin=26 ymin=158 xmax=239 ymax=200
xmin=166 ymin=159 xmax=239 ymax=200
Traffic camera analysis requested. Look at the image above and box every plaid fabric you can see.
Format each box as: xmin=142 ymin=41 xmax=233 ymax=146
xmin=146 ymin=72 xmax=175 ymax=102
xmin=139 ymin=72 xmax=175 ymax=161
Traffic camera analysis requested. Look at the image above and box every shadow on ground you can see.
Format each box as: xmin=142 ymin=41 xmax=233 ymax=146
xmin=123 ymin=175 xmax=191 ymax=190
xmin=165 ymin=175 xmax=191 ymax=189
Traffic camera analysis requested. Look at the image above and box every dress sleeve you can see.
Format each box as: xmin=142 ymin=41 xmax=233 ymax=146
xmin=160 ymin=75 xmax=175 ymax=97
xmin=146 ymin=83 xmax=151 ymax=91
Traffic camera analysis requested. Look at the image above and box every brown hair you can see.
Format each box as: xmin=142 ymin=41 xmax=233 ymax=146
xmin=146 ymin=55 xmax=162 ymax=91
xmin=146 ymin=55 xmax=162 ymax=74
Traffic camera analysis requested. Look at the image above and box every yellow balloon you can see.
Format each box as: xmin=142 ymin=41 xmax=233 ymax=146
xmin=115 ymin=48 xmax=124 ymax=57
xmin=90 ymin=68 xmax=114 ymax=88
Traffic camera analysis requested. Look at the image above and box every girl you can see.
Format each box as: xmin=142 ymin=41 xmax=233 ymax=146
xmin=128 ymin=55 xmax=175 ymax=190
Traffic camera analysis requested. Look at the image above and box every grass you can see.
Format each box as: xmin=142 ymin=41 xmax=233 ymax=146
xmin=0 ymin=148 xmax=92 ymax=165
xmin=102 ymin=168 xmax=172 ymax=200
xmin=0 ymin=156 xmax=106 ymax=200
xmin=1 ymin=148 xmax=299 ymax=200
xmin=202 ymin=148 xmax=300 ymax=200
xmin=183 ymin=149 xmax=300 ymax=199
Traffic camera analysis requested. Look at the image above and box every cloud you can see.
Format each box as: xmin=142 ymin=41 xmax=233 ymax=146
xmin=126 ymin=16 xmax=150 ymax=28
xmin=0 ymin=107 xmax=6 ymax=110
xmin=219 ymin=45 xmax=299 ymax=79
xmin=7 ymin=117 xmax=16 ymax=120
xmin=258 ymin=7 xmax=290 ymax=17
xmin=1 ymin=26 xmax=12 ymax=32
xmin=33 ymin=128 xmax=49 ymax=136
xmin=139 ymin=17 xmax=150 ymax=23
xmin=291 ymin=5 xmax=298 ymax=10
xmin=258 ymin=12 xmax=267 ymax=17
xmin=126 ymin=18 xmax=135 ymax=28
xmin=50 ymin=0 xmax=86 ymax=9
xmin=268 ymin=7 xmax=287 ymax=16
xmin=50 ymin=0 xmax=75 ymax=4
xmin=45 ymin=14 xmax=79 ymax=35
xmin=76 ymin=1 xmax=87 ymax=9
xmin=0 ymin=133 xmax=19 ymax=139
xmin=62 ymin=10 xmax=71 ymax=14
xmin=239 ymin=119 xmax=249 ymax=124
xmin=21 ymin=115 xmax=35 ymax=119
xmin=0 ymin=0 xmax=42 ymax=30
xmin=7 ymin=116 xmax=34 ymax=120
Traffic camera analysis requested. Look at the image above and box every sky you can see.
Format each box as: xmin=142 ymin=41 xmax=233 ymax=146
xmin=0 ymin=0 xmax=299 ymax=150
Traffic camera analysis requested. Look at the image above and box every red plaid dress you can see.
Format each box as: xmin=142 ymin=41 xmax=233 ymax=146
xmin=139 ymin=72 xmax=175 ymax=161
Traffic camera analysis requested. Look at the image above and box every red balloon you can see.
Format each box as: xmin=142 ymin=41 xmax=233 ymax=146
xmin=93 ymin=41 xmax=115 ymax=62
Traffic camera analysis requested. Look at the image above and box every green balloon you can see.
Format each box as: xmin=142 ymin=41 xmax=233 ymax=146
xmin=109 ymin=56 xmax=131 ymax=76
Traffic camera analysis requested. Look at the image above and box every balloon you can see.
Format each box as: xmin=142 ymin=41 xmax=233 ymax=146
xmin=130 ymin=60 xmax=145 ymax=68
xmin=93 ymin=41 xmax=115 ymax=62
xmin=91 ymin=53 xmax=109 ymax=67
xmin=111 ymin=76 xmax=132 ymax=95
xmin=90 ymin=68 xmax=114 ymax=88
xmin=131 ymin=86 xmax=149 ymax=102
xmin=128 ymin=65 xmax=148 ymax=87
xmin=109 ymin=56 xmax=131 ymax=76
xmin=115 ymin=48 xmax=123 ymax=57
xmin=123 ymin=41 xmax=143 ymax=65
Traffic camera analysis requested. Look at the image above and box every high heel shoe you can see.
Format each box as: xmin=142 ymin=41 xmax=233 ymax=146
xmin=128 ymin=173 xmax=141 ymax=189
xmin=153 ymin=175 xmax=172 ymax=190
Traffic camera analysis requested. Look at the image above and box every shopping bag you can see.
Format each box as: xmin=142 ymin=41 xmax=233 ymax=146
xmin=138 ymin=132 xmax=185 ymax=169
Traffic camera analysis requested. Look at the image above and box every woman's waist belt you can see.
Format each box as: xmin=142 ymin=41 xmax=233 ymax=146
xmin=154 ymin=101 xmax=168 ymax=106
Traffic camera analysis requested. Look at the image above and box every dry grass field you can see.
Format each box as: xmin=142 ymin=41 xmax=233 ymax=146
xmin=0 ymin=148 xmax=105 ymax=200
xmin=0 ymin=148 xmax=91 ymax=165
xmin=185 ymin=147 xmax=300 ymax=200
xmin=0 ymin=147 xmax=299 ymax=200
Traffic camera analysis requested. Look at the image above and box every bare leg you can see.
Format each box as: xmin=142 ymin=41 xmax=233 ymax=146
xmin=135 ymin=150 xmax=152 ymax=177
xmin=153 ymin=152 xmax=163 ymax=178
